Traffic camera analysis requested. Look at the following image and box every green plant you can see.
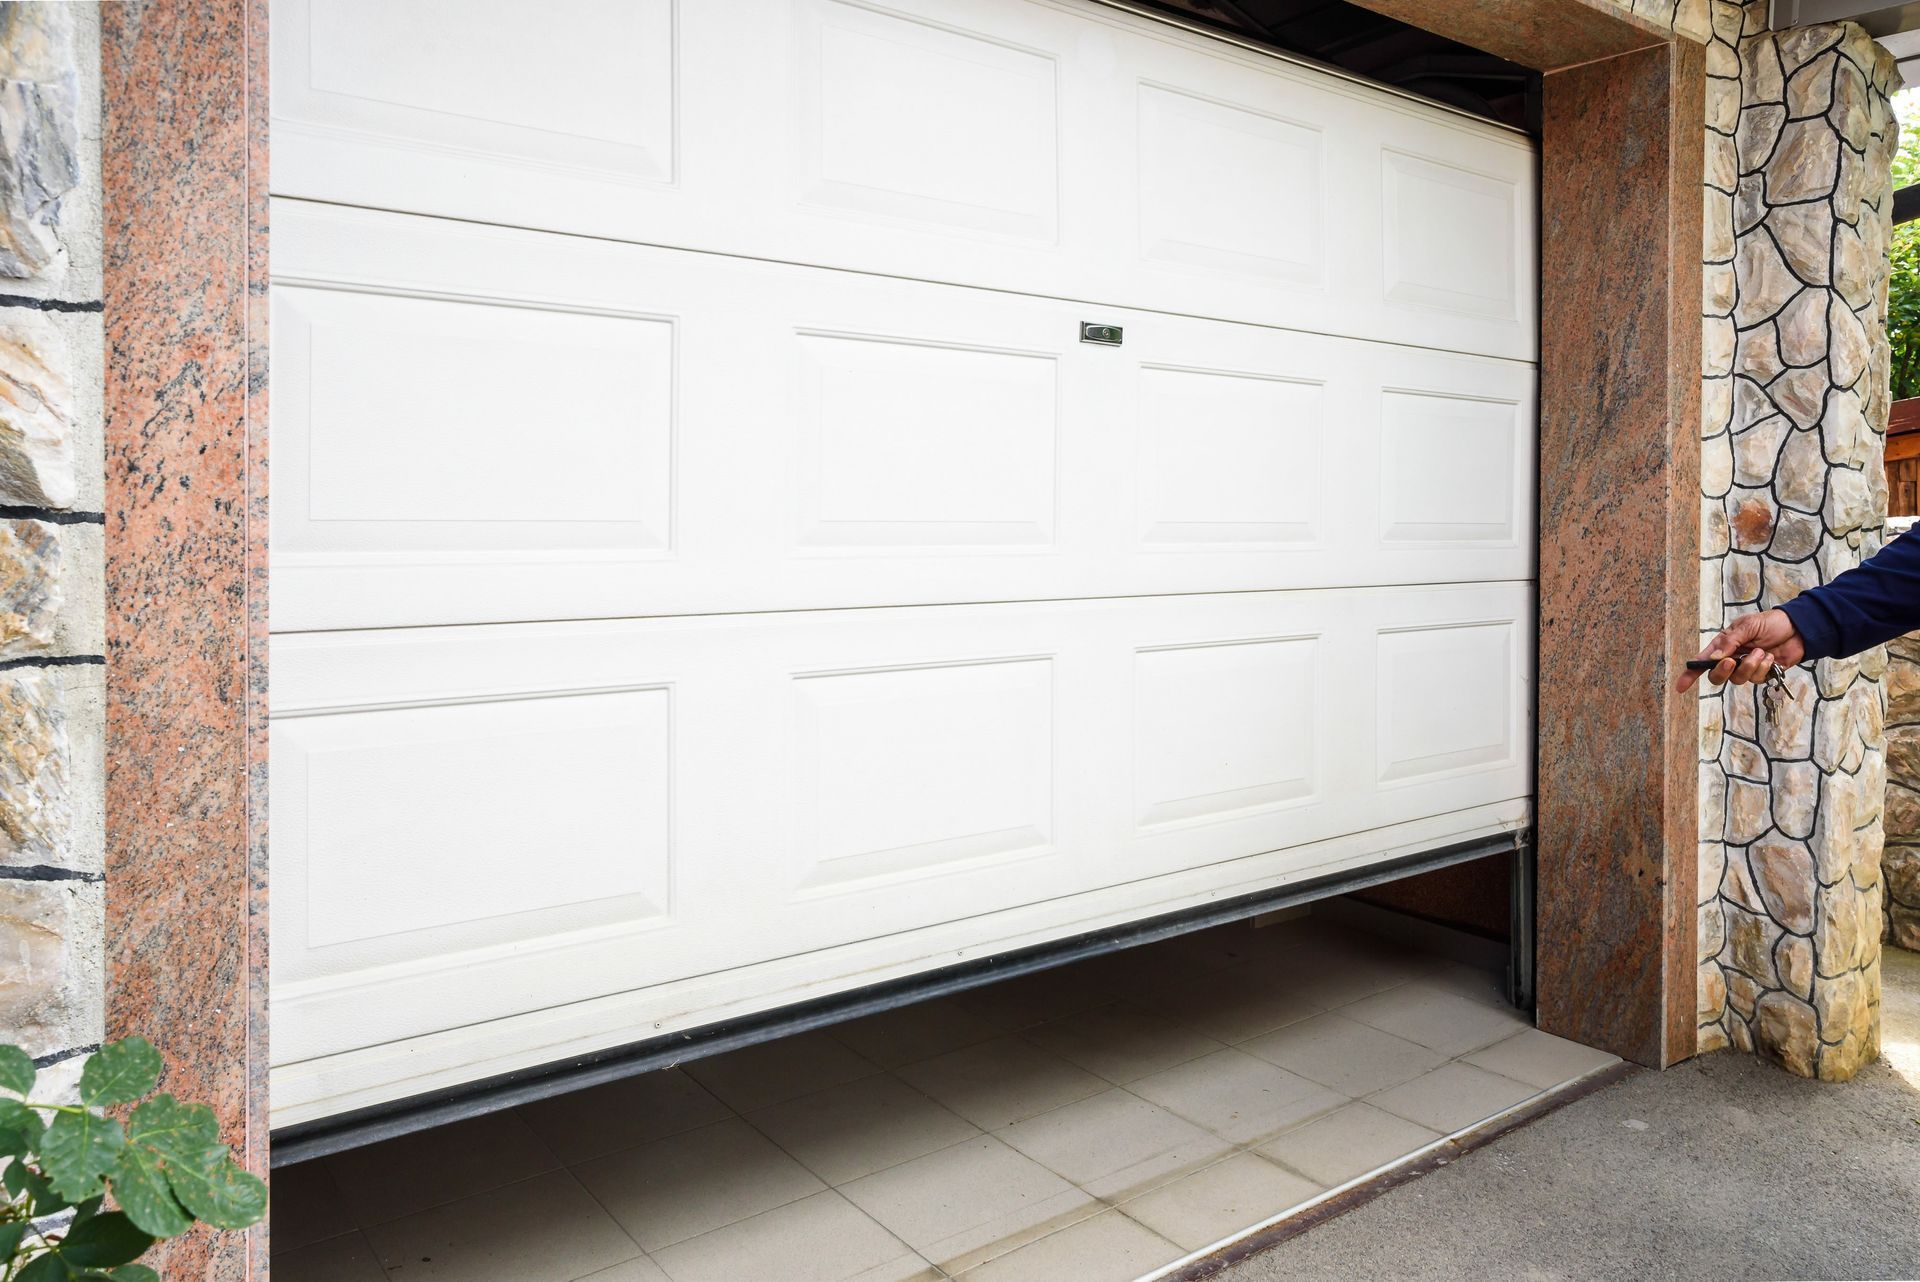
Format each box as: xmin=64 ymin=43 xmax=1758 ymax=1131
xmin=0 ymin=1037 xmax=266 ymax=1280
xmin=1889 ymin=91 xmax=1920 ymax=402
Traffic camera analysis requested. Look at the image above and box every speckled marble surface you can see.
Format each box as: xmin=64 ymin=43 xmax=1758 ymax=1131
xmin=1535 ymin=41 xmax=1703 ymax=1068
xmin=100 ymin=1 xmax=266 ymax=1277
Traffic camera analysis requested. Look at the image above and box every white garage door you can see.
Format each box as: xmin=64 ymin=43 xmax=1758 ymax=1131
xmin=268 ymin=0 xmax=1538 ymax=1125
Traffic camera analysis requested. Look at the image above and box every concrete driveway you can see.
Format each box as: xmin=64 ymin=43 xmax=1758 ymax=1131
xmin=1218 ymin=947 xmax=1920 ymax=1282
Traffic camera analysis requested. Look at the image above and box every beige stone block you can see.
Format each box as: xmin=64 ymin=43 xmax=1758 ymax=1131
xmin=1763 ymin=554 xmax=1819 ymax=609
xmin=1732 ymin=417 xmax=1788 ymax=487
xmin=1736 ymin=322 xmax=1783 ymax=383
xmin=1775 ymin=427 xmax=1827 ymax=511
xmin=1768 ymin=507 xmax=1822 ymax=559
xmin=1699 ymin=694 xmax=1725 ymax=762
xmin=1765 ymin=118 xmax=1840 ymax=204
xmin=1751 ymin=834 xmax=1816 ymax=933
xmin=1823 ymin=466 xmax=1872 ymax=537
xmin=0 ymin=879 xmax=101 ymax=1058
xmin=1773 ymin=759 xmax=1819 ymax=839
xmin=1767 ymin=196 xmax=1835 ymax=287
xmin=1734 ymin=229 xmax=1804 ymax=329
xmin=1752 ymin=990 xmax=1817 ymax=1077
xmin=1773 ymin=366 xmax=1830 ymax=430
xmin=1705 ymin=260 xmax=1737 ymax=316
xmin=1735 ymin=102 xmax=1785 ymax=175
xmin=1724 ymin=734 xmax=1768 ymax=782
xmin=1777 ymin=934 xmax=1814 ymax=1000
xmin=1725 ymin=967 xmax=1760 ymax=1018
xmin=1827 ymin=296 xmax=1871 ymax=390
xmin=0 ymin=4 xmax=77 ymax=282
xmin=1834 ymin=221 xmax=1874 ymax=309
xmin=0 ymin=669 xmax=65 ymax=866
xmin=0 ymin=519 xmax=57 ymax=658
xmin=1776 ymin=26 xmax=1845 ymax=74
xmin=1703 ymin=496 xmax=1732 ymax=557
xmin=1785 ymin=51 xmax=1837 ymax=117
xmin=1726 ymin=778 xmax=1772 ymax=844
xmin=1699 ymin=884 xmax=1727 ymax=961
xmin=1702 ymin=429 xmax=1734 ymax=498
xmin=1884 ymin=840 xmax=1920 ymax=906
xmin=1890 ymin=904 xmax=1920 ymax=951
xmin=0 ymin=314 xmax=72 ymax=508
xmin=1722 ymin=843 xmax=1765 ymax=912
xmin=1698 ymin=961 xmax=1727 ymax=1021
xmin=1815 ymin=881 xmax=1869 ymax=976
xmin=1742 ymin=33 xmax=1784 ymax=100
xmin=1726 ymin=905 xmax=1782 ymax=985
xmin=1700 ymin=762 xmax=1727 ymax=836
xmin=1696 ymin=1019 xmax=1731 ymax=1055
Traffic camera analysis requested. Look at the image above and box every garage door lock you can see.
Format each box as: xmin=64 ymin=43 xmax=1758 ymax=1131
xmin=1079 ymin=321 xmax=1123 ymax=346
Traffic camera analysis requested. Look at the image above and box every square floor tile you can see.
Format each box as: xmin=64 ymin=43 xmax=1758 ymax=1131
xmin=273 ymin=1231 xmax=389 ymax=1282
xmin=1140 ymin=962 xmax=1324 ymax=1044
xmin=517 ymin=1068 xmax=733 ymax=1166
xmin=840 ymin=1134 xmax=1097 ymax=1273
xmin=1121 ymin=1153 xmax=1321 ymax=1252
xmin=831 ymin=999 xmax=1004 ymax=1069
xmin=269 ymin=1159 xmax=357 ymax=1253
xmin=1426 ymin=960 xmax=1514 ymax=1009
xmin=1366 ymin=1062 xmax=1538 ymax=1133
xmin=1024 ymin=1003 xmax=1226 ymax=1084
xmin=997 ymin=1088 xmax=1227 ymax=1199
xmin=574 ymin=1117 xmax=825 ymax=1252
xmin=579 ymin=1257 xmax=672 ymax=1281
xmin=651 ymin=1190 xmax=934 ymax=1282
xmin=957 ymin=1209 xmax=1184 ymax=1282
xmin=1273 ymin=939 xmax=1428 ymax=1010
xmin=685 ymin=1031 xmax=881 ymax=1114
xmin=328 ymin=1109 xmax=560 ymax=1228
xmin=1128 ymin=1049 xmax=1346 ymax=1145
xmin=1256 ymin=1102 xmax=1443 ymax=1187
xmin=1463 ymin=1028 xmax=1620 ymax=1089
xmin=896 ymin=1036 xmax=1107 ymax=1130
xmin=1339 ymin=981 xmax=1529 ymax=1057
xmin=365 ymin=1170 xmax=642 ymax=1282
xmin=746 ymin=1073 xmax=979 ymax=1185
xmin=1238 ymin=1012 xmax=1448 ymax=1096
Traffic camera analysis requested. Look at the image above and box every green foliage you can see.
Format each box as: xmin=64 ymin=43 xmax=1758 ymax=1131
xmin=1891 ymin=92 xmax=1920 ymax=402
xmin=0 ymin=1038 xmax=265 ymax=1280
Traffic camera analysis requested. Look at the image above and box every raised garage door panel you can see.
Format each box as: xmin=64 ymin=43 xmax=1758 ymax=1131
xmin=269 ymin=583 xmax=1531 ymax=1068
xmin=272 ymin=201 xmax=1535 ymax=631
xmin=271 ymin=0 xmax=1536 ymax=362
xmin=267 ymin=0 xmax=1540 ymax=1125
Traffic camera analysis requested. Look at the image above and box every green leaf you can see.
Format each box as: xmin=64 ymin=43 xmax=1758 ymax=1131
xmin=9 ymin=1163 xmax=71 ymax=1216
xmin=123 ymin=1096 xmax=215 ymax=1166
xmin=106 ymin=1146 xmax=188 ymax=1240
xmin=0 ymin=1046 xmax=36 ymax=1097
xmin=42 ymin=1111 xmax=126 ymax=1203
xmin=15 ymin=1253 xmax=66 ymax=1282
xmin=78 ymin=1042 xmax=160 ymax=1109
xmin=57 ymin=1213 xmax=153 ymax=1268
xmin=0 ymin=1220 xmax=28 ymax=1258
xmin=69 ymin=1195 xmax=103 ymax=1225
xmin=164 ymin=1148 xmax=265 ymax=1231
xmin=108 ymin=1268 xmax=159 ymax=1282
xmin=0 ymin=1097 xmax=46 ymax=1156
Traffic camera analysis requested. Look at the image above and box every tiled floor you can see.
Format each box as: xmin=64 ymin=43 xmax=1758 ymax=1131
xmin=273 ymin=915 xmax=1618 ymax=1282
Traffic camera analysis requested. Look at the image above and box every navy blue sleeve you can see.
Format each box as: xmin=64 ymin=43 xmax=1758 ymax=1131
xmin=1777 ymin=529 xmax=1920 ymax=661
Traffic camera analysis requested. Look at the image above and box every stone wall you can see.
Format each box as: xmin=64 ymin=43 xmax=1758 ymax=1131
xmin=1885 ymin=630 xmax=1920 ymax=946
xmin=0 ymin=2 xmax=103 ymax=1099
xmin=1695 ymin=15 xmax=1897 ymax=1079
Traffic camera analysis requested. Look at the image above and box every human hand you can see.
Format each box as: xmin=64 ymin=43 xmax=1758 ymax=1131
xmin=1676 ymin=608 xmax=1806 ymax=692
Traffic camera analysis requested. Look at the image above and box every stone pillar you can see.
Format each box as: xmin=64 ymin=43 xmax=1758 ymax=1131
xmin=1696 ymin=19 xmax=1896 ymax=1080
xmin=0 ymin=2 xmax=106 ymax=1099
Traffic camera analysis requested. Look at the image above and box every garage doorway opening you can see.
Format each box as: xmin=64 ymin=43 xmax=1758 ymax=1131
xmin=268 ymin=884 xmax=1618 ymax=1282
